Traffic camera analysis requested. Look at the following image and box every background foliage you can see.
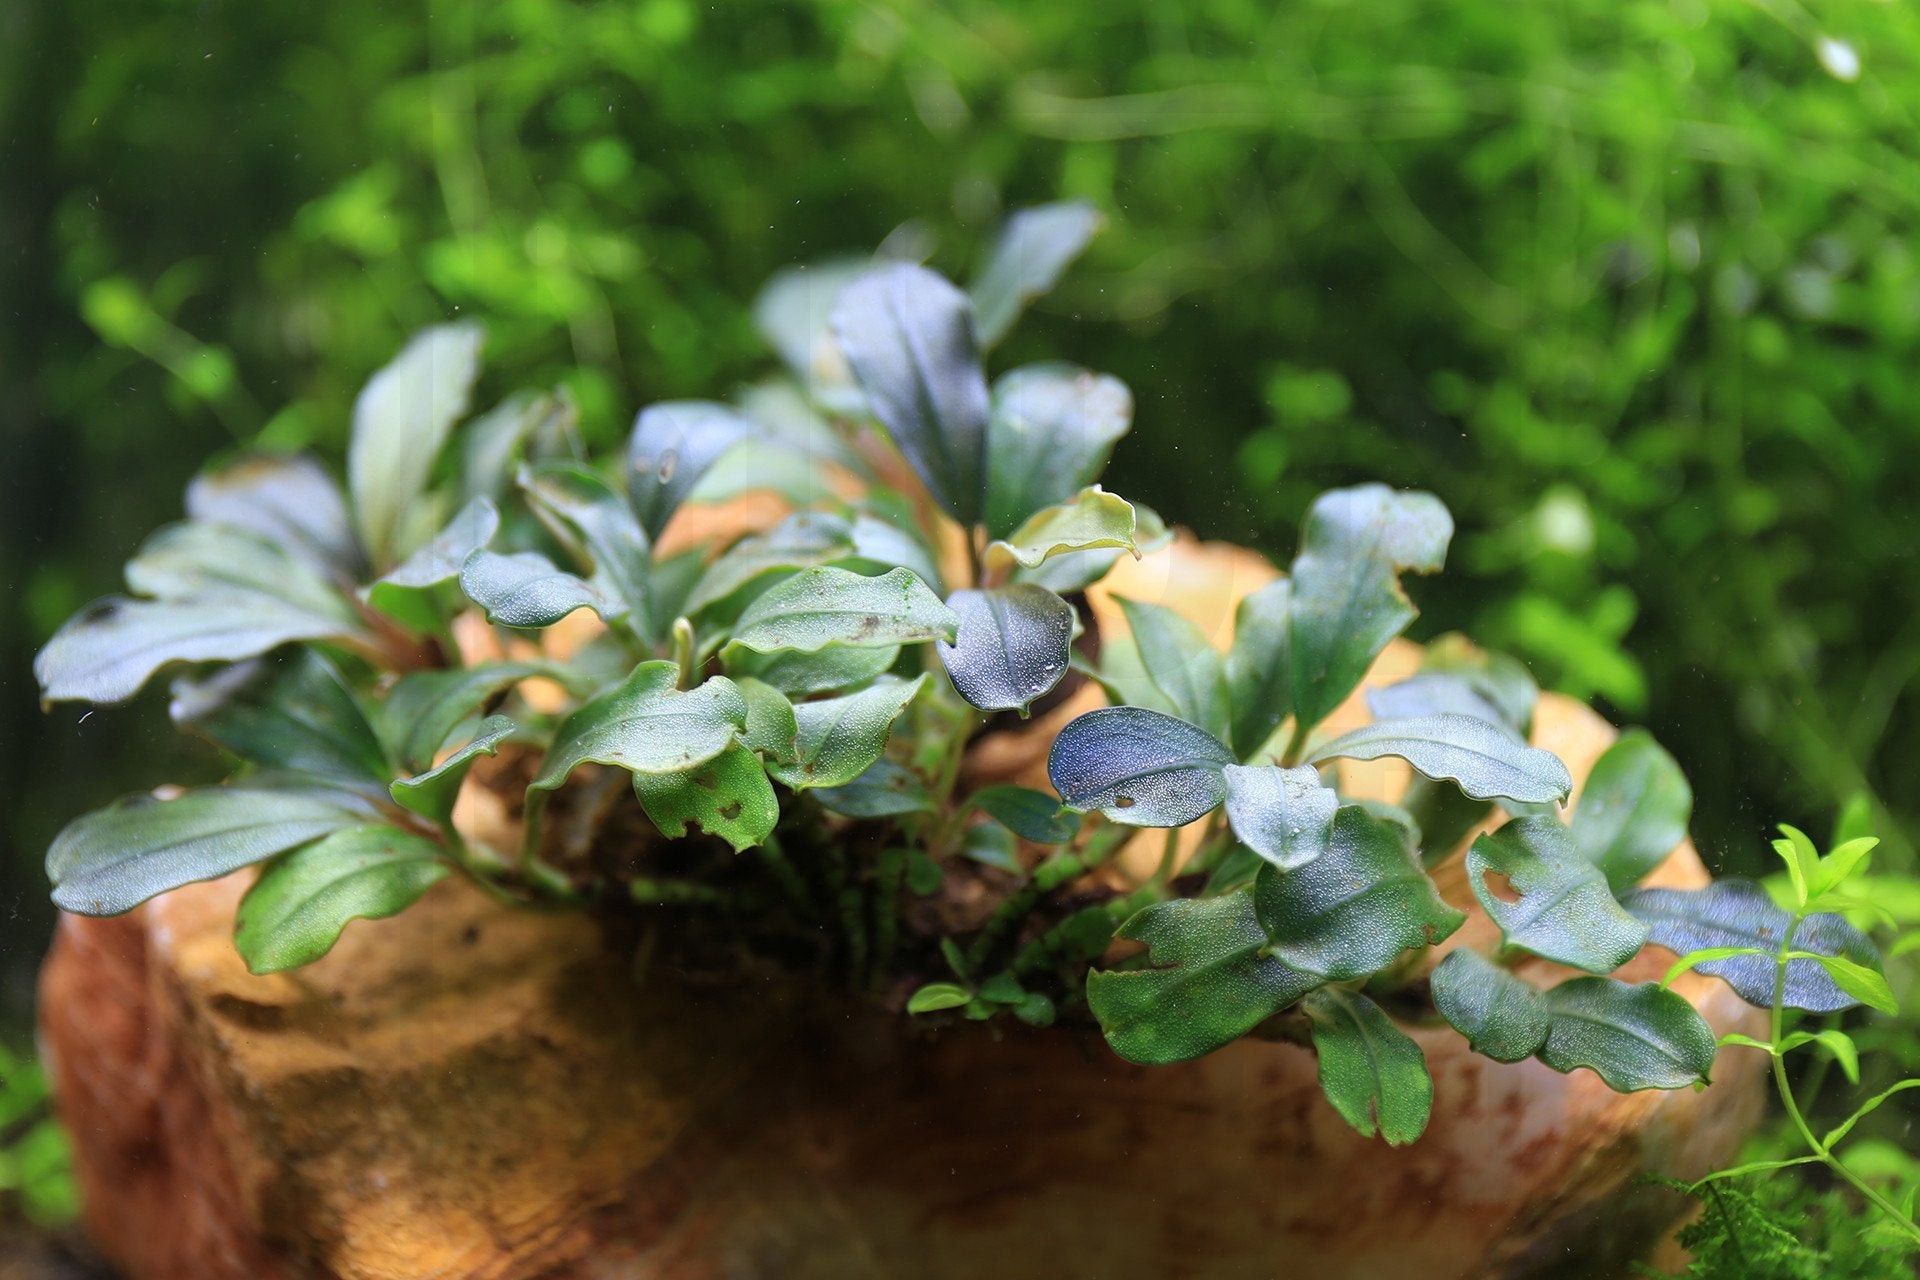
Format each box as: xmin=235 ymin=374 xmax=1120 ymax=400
xmin=3 ymin=0 xmax=1917 ymax=1045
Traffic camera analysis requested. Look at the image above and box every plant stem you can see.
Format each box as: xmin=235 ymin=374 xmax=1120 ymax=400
xmin=967 ymin=828 xmax=1128 ymax=971
xmin=1279 ymin=720 xmax=1312 ymax=769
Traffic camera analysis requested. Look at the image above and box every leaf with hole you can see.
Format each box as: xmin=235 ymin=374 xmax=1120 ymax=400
xmin=1047 ymin=706 xmax=1236 ymax=827
xmin=348 ymin=323 xmax=485 ymax=568
xmin=1467 ymin=817 xmax=1648 ymax=972
xmin=831 ymin=262 xmax=990 ymax=523
xmin=1309 ymin=714 xmax=1572 ymax=804
xmin=47 ymin=786 xmax=369 ymax=916
xmin=728 ymin=567 xmax=957 ymax=655
xmin=1303 ymin=988 xmax=1433 ymax=1146
xmin=1222 ymin=764 xmax=1338 ymax=872
xmin=633 ymin=742 xmax=779 ymax=852
xmin=625 ymin=401 xmax=762 ymax=539
xmin=1253 ymin=805 xmax=1465 ymax=979
xmin=171 ymin=649 xmax=388 ymax=783
xmin=531 ymin=662 xmax=748 ymax=791
xmin=1429 ymin=947 xmax=1550 ymax=1063
xmin=1536 ymin=977 xmax=1717 ymax=1091
xmin=938 ymin=584 xmax=1074 ymax=715
xmin=767 ymin=675 xmax=927 ymax=791
xmin=982 ymin=362 xmax=1131 ymax=537
xmin=1288 ymin=484 xmax=1452 ymax=732
xmin=390 ymin=715 xmax=517 ymax=826
xmin=969 ymin=201 xmax=1103 ymax=347
xmin=1087 ymin=890 xmax=1322 ymax=1065
xmin=1623 ymin=879 xmax=1879 ymax=1013
xmin=234 ymin=825 xmax=448 ymax=974
xmin=1571 ymin=729 xmax=1692 ymax=892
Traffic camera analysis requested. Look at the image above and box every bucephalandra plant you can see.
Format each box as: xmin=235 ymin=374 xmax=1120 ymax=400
xmin=33 ymin=202 xmax=1898 ymax=1148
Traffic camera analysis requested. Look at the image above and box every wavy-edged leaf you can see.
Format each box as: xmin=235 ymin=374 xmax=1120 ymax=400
xmin=1537 ymin=977 xmax=1717 ymax=1091
xmin=348 ymin=322 xmax=485 ymax=568
xmin=1416 ymin=634 xmax=1539 ymax=735
xmin=1309 ymin=714 xmax=1572 ymax=804
xmin=1087 ymin=890 xmax=1321 ymax=1065
xmin=1288 ymin=484 xmax=1453 ymax=731
xmin=686 ymin=512 xmax=856 ymax=615
xmin=186 ymin=452 xmax=360 ymax=576
xmin=1303 ymin=988 xmax=1433 ymax=1146
xmin=969 ymin=201 xmax=1103 ymax=347
xmin=767 ymin=675 xmax=927 ymax=791
xmin=986 ymin=486 xmax=1138 ymax=573
xmin=1466 ymin=817 xmax=1648 ymax=972
xmin=35 ymin=594 xmax=363 ymax=706
xmin=1366 ymin=673 xmax=1517 ymax=739
xmin=365 ymin=495 xmax=501 ymax=626
xmin=47 ymin=786 xmax=367 ymax=916
xmin=982 ymin=362 xmax=1131 ymax=537
xmin=234 ymin=824 xmax=448 ymax=974
xmin=378 ymin=661 xmax=563 ymax=773
xmin=1223 ymin=764 xmax=1338 ymax=872
xmin=1429 ymin=947 xmax=1550 ymax=1063
xmin=728 ymin=566 xmax=957 ymax=655
xmin=831 ymin=262 xmax=990 ymax=523
xmin=390 ymin=715 xmax=517 ymax=825
xmin=633 ymin=742 xmax=779 ymax=851
xmin=458 ymin=549 xmax=619 ymax=629
xmin=848 ymin=512 xmax=945 ymax=597
xmin=1113 ymin=596 xmax=1231 ymax=743
xmin=727 ymin=643 xmax=901 ymax=697
xmin=1254 ymin=804 xmax=1465 ymax=979
xmin=1623 ymin=879 xmax=1879 ymax=1013
xmin=1014 ymin=500 xmax=1168 ymax=594
xmin=1225 ymin=578 xmax=1292 ymax=760
xmin=1047 ymin=705 xmax=1235 ymax=827
xmin=937 ymin=584 xmax=1074 ymax=715
xmin=625 ymin=400 xmax=762 ymax=539
xmin=971 ymin=785 xmax=1079 ymax=845
xmin=814 ymin=758 xmax=933 ymax=819
xmin=171 ymin=649 xmax=387 ymax=782
xmin=1572 ymin=729 xmax=1692 ymax=892
xmin=126 ymin=521 xmax=358 ymax=622
xmin=521 ymin=461 xmax=659 ymax=640
xmin=736 ymin=676 xmax=799 ymax=763
xmin=531 ymin=662 xmax=748 ymax=791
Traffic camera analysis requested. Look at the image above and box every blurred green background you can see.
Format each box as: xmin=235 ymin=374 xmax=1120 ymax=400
xmin=4 ymin=0 xmax=1918 ymax=1051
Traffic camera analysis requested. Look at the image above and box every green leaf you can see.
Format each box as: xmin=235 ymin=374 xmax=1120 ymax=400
xmin=986 ymin=485 xmax=1139 ymax=572
xmin=1014 ymin=501 xmax=1169 ymax=594
xmin=968 ymin=201 xmax=1103 ymax=347
xmin=459 ymin=387 xmax=577 ymax=506
xmin=1571 ymin=729 xmax=1693 ymax=892
xmin=370 ymin=495 xmax=500 ymax=595
xmin=1429 ymin=948 xmax=1550 ymax=1063
xmin=378 ymin=661 xmax=562 ymax=773
xmin=170 ymin=649 xmax=388 ymax=782
xmin=1366 ymin=673 xmax=1518 ymax=739
xmin=1222 ymin=763 xmax=1338 ymax=871
xmin=1661 ymin=947 xmax=1773 ymax=989
xmin=35 ymin=594 xmax=364 ymax=706
xmin=1115 ymin=596 xmax=1231 ymax=743
xmin=970 ymin=785 xmax=1079 ymax=845
xmin=1779 ymin=1029 xmax=1860 ymax=1085
xmin=908 ymin=982 xmax=974 ymax=1014
xmin=632 ymin=742 xmax=779 ymax=852
xmin=686 ymin=512 xmax=855 ymax=615
xmin=1811 ymin=836 xmax=1878 ymax=902
xmin=767 ymin=675 xmax=927 ymax=791
xmin=1253 ymin=805 xmax=1465 ymax=979
xmin=848 ymin=512 xmax=946 ymax=596
xmin=126 ymin=521 xmax=357 ymax=621
xmin=186 ymin=452 xmax=361 ymax=576
xmin=1805 ymin=952 xmax=1897 ymax=1015
xmin=1536 ymin=977 xmax=1717 ymax=1091
xmin=1466 ymin=817 xmax=1648 ymax=973
xmin=813 ymin=758 xmax=933 ymax=818
xmin=1308 ymin=714 xmax=1572 ymax=804
xmin=831 ymin=262 xmax=991 ymax=524
xmin=1774 ymin=824 xmax=1820 ymax=909
xmin=726 ymin=643 xmax=902 ymax=696
xmin=981 ymin=362 xmax=1131 ymax=537
xmin=1224 ymin=578 xmax=1292 ymax=760
xmin=1087 ymin=890 xmax=1322 ymax=1065
xmin=1822 ymin=1079 xmax=1920 ymax=1149
xmin=1623 ymin=880 xmax=1879 ymax=1012
xmin=624 ymin=400 xmax=761 ymax=539
xmin=531 ymin=662 xmax=749 ymax=791
xmin=389 ymin=715 xmax=516 ymax=826
xmin=521 ymin=462 xmax=659 ymax=639
xmin=960 ymin=822 xmax=1022 ymax=872
xmin=1410 ymin=634 xmax=1539 ymax=734
xmin=47 ymin=786 xmax=368 ymax=916
xmin=1302 ymin=988 xmax=1433 ymax=1146
xmin=937 ymin=584 xmax=1074 ymax=715
xmin=348 ymin=322 xmax=485 ymax=568
xmin=735 ymin=677 xmax=800 ymax=763
xmin=458 ymin=549 xmax=620 ymax=629
xmin=727 ymin=567 xmax=958 ymax=655
xmin=753 ymin=256 xmax=872 ymax=410
xmin=1288 ymin=484 xmax=1453 ymax=732
xmin=1047 ymin=706 xmax=1236 ymax=827
xmin=233 ymin=825 xmax=447 ymax=974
